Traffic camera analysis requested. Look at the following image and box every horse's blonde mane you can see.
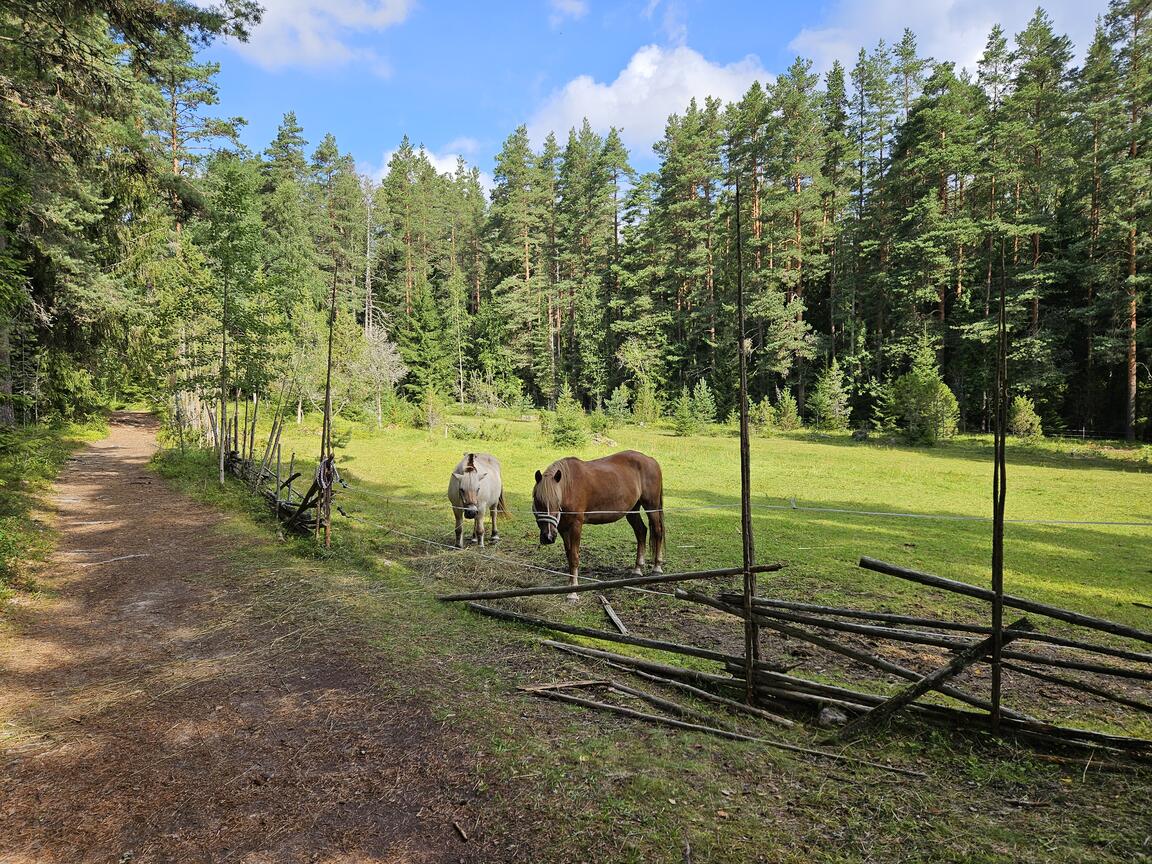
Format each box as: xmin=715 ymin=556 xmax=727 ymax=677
xmin=534 ymin=458 xmax=569 ymax=513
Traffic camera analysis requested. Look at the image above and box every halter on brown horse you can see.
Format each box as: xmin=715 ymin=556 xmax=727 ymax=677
xmin=532 ymin=450 xmax=665 ymax=595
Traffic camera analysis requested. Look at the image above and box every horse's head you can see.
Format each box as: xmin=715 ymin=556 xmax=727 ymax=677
xmin=532 ymin=466 xmax=563 ymax=545
xmin=453 ymin=456 xmax=487 ymax=520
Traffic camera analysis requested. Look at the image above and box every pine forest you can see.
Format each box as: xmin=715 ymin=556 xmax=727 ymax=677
xmin=2 ymin=2 xmax=1150 ymax=443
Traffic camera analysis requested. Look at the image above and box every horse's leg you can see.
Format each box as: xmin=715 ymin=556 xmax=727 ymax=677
xmin=647 ymin=509 xmax=665 ymax=574
xmin=454 ymin=508 xmax=464 ymax=549
xmin=474 ymin=508 xmax=485 ymax=547
xmin=490 ymin=504 xmax=499 ymax=543
xmin=562 ymin=522 xmax=582 ymax=601
xmin=626 ymin=511 xmax=647 ymax=575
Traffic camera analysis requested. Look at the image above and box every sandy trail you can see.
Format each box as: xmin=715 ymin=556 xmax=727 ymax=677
xmin=0 ymin=413 xmax=493 ymax=863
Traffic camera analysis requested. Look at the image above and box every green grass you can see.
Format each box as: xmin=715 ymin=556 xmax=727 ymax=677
xmin=0 ymin=418 xmax=107 ymax=596
xmin=276 ymin=413 xmax=1151 ymax=628
xmin=152 ymin=414 xmax=1152 ymax=863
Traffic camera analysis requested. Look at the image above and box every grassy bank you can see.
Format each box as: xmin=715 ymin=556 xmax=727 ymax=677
xmin=0 ymin=419 xmax=106 ymax=596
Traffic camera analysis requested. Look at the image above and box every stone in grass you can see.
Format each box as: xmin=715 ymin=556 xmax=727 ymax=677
xmin=817 ymin=706 xmax=849 ymax=728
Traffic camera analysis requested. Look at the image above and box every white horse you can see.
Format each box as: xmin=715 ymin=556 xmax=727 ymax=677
xmin=447 ymin=452 xmax=507 ymax=548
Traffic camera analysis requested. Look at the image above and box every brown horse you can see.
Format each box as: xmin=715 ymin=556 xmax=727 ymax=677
xmin=532 ymin=450 xmax=665 ymax=595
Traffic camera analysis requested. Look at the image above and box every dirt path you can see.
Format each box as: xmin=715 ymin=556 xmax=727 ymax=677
xmin=0 ymin=413 xmax=496 ymax=863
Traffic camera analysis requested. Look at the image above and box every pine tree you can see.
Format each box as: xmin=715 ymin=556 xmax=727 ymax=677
xmin=487 ymin=126 xmax=545 ymax=390
xmin=396 ymin=285 xmax=451 ymax=396
xmin=199 ymin=154 xmax=264 ymax=481
xmin=1105 ymin=0 xmax=1151 ymax=441
xmin=998 ymin=11 xmax=1075 ymax=417
xmin=809 ymin=359 xmax=851 ymax=429
xmin=672 ymin=386 xmax=698 ymax=436
xmin=820 ymin=61 xmax=857 ymax=361
xmin=652 ymin=97 xmax=725 ymax=386
xmin=1067 ymin=24 xmax=1120 ymax=428
xmin=893 ymin=29 xmax=930 ymax=120
xmin=691 ymin=378 xmax=717 ymax=424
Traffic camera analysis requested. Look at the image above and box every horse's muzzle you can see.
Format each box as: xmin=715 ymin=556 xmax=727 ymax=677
xmin=463 ymin=507 xmax=478 ymax=520
xmin=538 ymin=525 xmax=557 ymax=545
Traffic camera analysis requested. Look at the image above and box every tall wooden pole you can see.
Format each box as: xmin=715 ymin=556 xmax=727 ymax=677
xmin=218 ymin=271 xmax=228 ymax=487
xmin=990 ymin=240 xmax=1008 ymax=730
xmin=319 ymin=259 xmax=338 ymax=547
xmin=735 ymin=174 xmax=759 ymax=704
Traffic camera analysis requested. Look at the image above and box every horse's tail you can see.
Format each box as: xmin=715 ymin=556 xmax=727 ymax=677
xmin=497 ymin=489 xmax=511 ymax=517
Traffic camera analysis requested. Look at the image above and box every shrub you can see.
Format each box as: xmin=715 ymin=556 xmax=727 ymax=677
xmin=870 ymin=380 xmax=899 ymax=434
xmin=891 ymin=341 xmax=958 ymax=444
xmin=773 ymin=390 xmax=801 ymax=431
xmin=632 ymin=380 xmax=661 ymax=425
xmin=808 ymin=360 xmax=851 ymax=430
xmin=604 ymin=384 xmax=632 ymax=425
xmin=450 ymin=422 xmax=511 ymax=442
xmin=752 ymin=396 xmax=775 ymax=433
xmin=416 ymin=388 xmax=447 ymax=430
xmin=537 ymin=409 xmax=555 ymax=439
xmin=588 ymin=410 xmax=612 ymax=435
xmin=382 ymin=394 xmax=417 ymax=427
xmin=550 ymin=385 xmax=588 ymax=447
xmin=691 ymin=379 xmax=717 ymax=425
xmin=672 ymin=387 xmax=698 ymax=436
xmin=1008 ymin=396 xmax=1043 ymax=439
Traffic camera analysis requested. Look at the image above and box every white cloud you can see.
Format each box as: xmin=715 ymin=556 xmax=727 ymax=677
xmin=360 ymin=145 xmax=492 ymax=193
xmin=789 ymin=0 xmax=1103 ymax=75
xmin=641 ymin=0 xmax=688 ymax=47
xmin=443 ymin=136 xmax=480 ymax=155
xmin=529 ymin=44 xmax=769 ymax=156
xmin=230 ymin=0 xmax=413 ymax=75
xmin=549 ymin=0 xmax=588 ymax=28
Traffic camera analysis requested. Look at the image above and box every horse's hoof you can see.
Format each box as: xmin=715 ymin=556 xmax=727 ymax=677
xmin=567 ymin=592 xmax=581 ymax=603
xmin=491 ymin=534 xmax=500 ymax=544
xmin=631 ymin=567 xmax=643 ymax=577
xmin=653 ymin=565 xmax=664 ymax=575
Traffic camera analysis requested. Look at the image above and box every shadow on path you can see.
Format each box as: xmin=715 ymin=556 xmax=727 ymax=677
xmin=0 ymin=412 xmax=497 ymax=863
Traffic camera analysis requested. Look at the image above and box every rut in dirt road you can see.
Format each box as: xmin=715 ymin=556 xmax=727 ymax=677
xmin=0 ymin=412 xmax=497 ymax=863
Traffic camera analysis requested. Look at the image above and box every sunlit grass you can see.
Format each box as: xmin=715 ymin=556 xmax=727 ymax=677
xmin=273 ymin=412 xmax=1151 ymax=628
xmin=153 ymin=411 xmax=1152 ymax=863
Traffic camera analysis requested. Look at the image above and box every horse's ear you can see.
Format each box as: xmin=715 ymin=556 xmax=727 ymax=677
xmin=467 ymin=453 xmax=475 ymax=467
xmin=453 ymin=472 xmax=465 ymax=480
xmin=553 ymin=469 xmax=562 ymax=483
xmin=534 ymin=469 xmax=542 ymax=483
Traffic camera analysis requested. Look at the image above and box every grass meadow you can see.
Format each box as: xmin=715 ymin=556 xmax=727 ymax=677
xmin=154 ymin=411 xmax=1152 ymax=863
xmin=287 ymin=412 xmax=1152 ymax=628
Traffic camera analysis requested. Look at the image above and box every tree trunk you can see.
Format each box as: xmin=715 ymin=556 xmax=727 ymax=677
xmin=364 ymin=188 xmax=373 ymax=338
xmin=1127 ymin=227 xmax=1138 ymax=442
xmin=0 ymin=317 xmax=13 ymax=427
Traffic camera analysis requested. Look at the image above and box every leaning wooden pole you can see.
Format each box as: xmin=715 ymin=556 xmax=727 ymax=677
xmin=437 ymin=563 xmax=783 ymax=602
xmin=858 ymin=557 xmax=1152 ymax=644
xmin=837 ymin=618 xmax=1033 ymax=742
xmin=734 ymin=173 xmax=758 ymax=705
xmin=991 ymin=239 xmax=1009 ymax=732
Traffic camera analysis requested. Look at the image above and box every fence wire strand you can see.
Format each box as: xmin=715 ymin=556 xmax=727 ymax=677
xmin=342 ymin=482 xmax=1152 ymax=528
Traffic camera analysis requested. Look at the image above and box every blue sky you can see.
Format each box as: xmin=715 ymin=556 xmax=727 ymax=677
xmin=202 ymin=0 xmax=1109 ymax=183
